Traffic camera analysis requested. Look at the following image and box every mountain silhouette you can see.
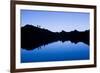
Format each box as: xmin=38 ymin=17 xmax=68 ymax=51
xmin=21 ymin=25 xmax=89 ymax=50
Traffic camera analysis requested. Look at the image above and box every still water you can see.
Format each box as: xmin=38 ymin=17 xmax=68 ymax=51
xmin=21 ymin=41 xmax=89 ymax=63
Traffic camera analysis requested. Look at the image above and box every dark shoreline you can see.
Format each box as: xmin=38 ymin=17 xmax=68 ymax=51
xmin=21 ymin=25 xmax=89 ymax=50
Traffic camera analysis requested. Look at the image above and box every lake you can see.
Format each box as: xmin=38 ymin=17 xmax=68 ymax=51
xmin=21 ymin=41 xmax=89 ymax=63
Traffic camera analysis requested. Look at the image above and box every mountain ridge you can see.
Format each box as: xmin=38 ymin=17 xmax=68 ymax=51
xmin=21 ymin=24 xmax=89 ymax=50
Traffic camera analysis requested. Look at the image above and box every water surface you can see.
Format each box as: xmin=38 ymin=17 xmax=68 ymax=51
xmin=21 ymin=41 xmax=89 ymax=63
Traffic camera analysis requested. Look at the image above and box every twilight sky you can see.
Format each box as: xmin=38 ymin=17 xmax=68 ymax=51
xmin=21 ymin=10 xmax=90 ymax=32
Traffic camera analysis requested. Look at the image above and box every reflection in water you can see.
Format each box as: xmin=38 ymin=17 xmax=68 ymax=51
xmin=21 ymin=25 xmax=89 ymax=50
xmin=21 ymin=25 xmax=90 ymax=63
xmin=21 ymin=41 xmax=89 ymax=63
xmin=22 ymin=38 xmax=89 ymax=50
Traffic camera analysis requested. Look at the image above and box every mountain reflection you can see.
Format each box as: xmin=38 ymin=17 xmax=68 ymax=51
xmin=21 ymin=25 xmax=89 ymax=50
xmin=21 ymin=38 xmax=89 ymax=50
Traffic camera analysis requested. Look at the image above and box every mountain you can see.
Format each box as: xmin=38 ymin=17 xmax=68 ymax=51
xmin=21 ymin=25 xmax=55 ymax=39
xmin=21 ymin=25 xmax=89 ymax=50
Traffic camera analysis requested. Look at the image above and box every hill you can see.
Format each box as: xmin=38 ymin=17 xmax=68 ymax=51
xmin=21 ymin=25 xmax=89 ymax=50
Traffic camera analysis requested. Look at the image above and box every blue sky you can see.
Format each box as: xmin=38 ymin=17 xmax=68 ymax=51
xmin=21 ymin=10 xmax=90 ymax=32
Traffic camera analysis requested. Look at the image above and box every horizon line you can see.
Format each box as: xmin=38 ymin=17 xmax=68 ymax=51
xmin=21 ymin=24 xmax=89 ymax=32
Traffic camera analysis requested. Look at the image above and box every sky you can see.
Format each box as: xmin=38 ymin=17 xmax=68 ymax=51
xmin=21 ymin=10 xmax=90 ymax=32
